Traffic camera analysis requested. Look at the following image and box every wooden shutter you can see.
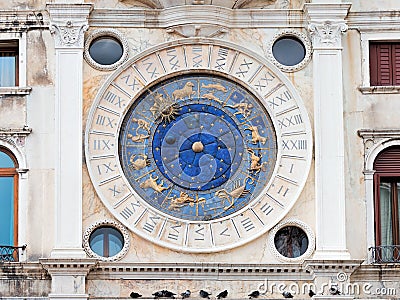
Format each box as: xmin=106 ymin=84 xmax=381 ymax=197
xmin=374 ymin=146 xmax=400 ymax=173
xmin=370 ymin=42 xmax=400 ymax=86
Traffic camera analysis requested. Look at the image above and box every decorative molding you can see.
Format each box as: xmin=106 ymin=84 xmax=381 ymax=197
xmin=267 ymin=29 xmax=312 ymax=72
xmin=89 ymin=7 xmax=305 ymax=28
xmin=348 ymin=11 xmax=400 ymax=32
xmin=0 ymin=127 xmax=31 ymax=148
xmin=268 ymin=218 xmax=315 ymax=263
xmin=83 ymin=219 xmax=130 ymax=262
xmin=166 ymin=24 xmax=229 ymax=38
xmin=0 ymin=87 xmax=32 ymax=96
xmin=84 ymin=29 xmax=129 ymax=71
xmin=358 ymin=129 xmax=400 ymax=171
xmin=47 ymin=4 xmax=92 ymax=48
xmin=308 ymin=21 xmax=347 ymax=48
xmin=0 ymin=10 xmax=46 ymax=32
xmin=359 ymin=86 xmax=400 ymax=94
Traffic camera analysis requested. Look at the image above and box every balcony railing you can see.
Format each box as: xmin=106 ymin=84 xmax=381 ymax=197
xmin=0 ymin=245 xmax=26 ymax=262
xmin=369 ymin=245 xmax=400 ymax=263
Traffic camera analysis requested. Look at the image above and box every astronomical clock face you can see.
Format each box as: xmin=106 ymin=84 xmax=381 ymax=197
xmin=85 ymin=40 xmax=312 ymax=252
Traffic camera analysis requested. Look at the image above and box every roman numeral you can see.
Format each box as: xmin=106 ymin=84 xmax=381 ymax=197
xmin=282 ymin=139 xmax=307 ymax=150
xmin=143 ymin=215 xmax=160 ymax=233
xmin=192 ymin=46 xmax=202 ymax=67
xmin=236 ymin=58 xmax=253 ymax=77
xmin=142 ymin=57 xmax=159 ymax=79
xmin=119 ymin=201 xmax=141 ymax=219
xmin=195 ymin=225 xmax=205 ymax=240
xmin=103 ymin=91 xmax=125 ymax=108
xmin=268 ymin=90 xmax=292 ymax=109
xmin=219 ymin=227 xmax=230 ymax=237
xmin=260 ymin=203 xmax=273 ymax=216
xmin=166 ymin=49 xmax=180 ymax=70
xmin=215 ymin=47 xmax=229 ymax=70
xmin=241 ymin=218 xmax=255 ymax=231
xmin=120 ymin=74 xmax=140 ymax=91
xmin=96 ymin=114 xmax=115 ymax=128
xmin=167 ymin=224 xmax=181 ymax=241
xmin=277 ymin=185 xmax=289 ymax=197
xmin=93 ymin=139 xmax=112 ymax=150
xmin=97 ymin=162 xmax=115 ymax=175
xmin=278 ymin=114 xmax=303 ymax=128
xmin=254 ymin=72 xmax=276 ymax=91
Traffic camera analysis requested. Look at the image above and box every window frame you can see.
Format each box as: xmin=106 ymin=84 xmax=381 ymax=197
xmin=360 ymin=31 xmax=400 ymax=94
xmin=374 ymin=173 xmax=400 ymax=246
xmin=0 ymin=147 xmax=19 ymax=248
xmin=0 ymin=33 xmax=27 ymax=93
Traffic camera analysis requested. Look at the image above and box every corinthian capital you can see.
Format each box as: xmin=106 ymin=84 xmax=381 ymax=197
xmin=47 ymin=4 xmax=92 ymax=48
xmin=308 ymin=21 xmax=348 ymax=48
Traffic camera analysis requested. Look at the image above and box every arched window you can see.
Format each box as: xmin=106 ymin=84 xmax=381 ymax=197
xmin=0 ymin=147 xmax=18 ymax=247
xmin=374 ymin=146 xmax=400 ymax=259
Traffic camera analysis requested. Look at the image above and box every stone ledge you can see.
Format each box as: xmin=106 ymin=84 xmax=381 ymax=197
xmin=358 ymin=86 xmax=400 ymax=94
xmin=0 ymin=87 xmax=32 ymax=96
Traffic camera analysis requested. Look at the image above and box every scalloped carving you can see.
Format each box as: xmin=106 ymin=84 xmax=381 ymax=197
xmin=267 ymin=29 xmax=312 ymax=72
xmin=83 ymin=219 xmax=130 ymax=261
xmin=268 ymin=218 xmax=315 ymax=263
xmin=84 ymin=29 xmax=129 ymax=71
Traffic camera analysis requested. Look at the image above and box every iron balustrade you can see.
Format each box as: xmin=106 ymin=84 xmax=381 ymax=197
xmin=0 ymin=245 xmax=26 ymax=262
xmin=369 ymin=245 xmax=400 ymax=263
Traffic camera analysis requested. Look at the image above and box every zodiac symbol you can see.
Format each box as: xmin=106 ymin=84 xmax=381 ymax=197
xmin=150 ymin=92 xmax=179 ymax=123
xmin=140 ymin=174 xmax=170 ymax=193
xmin=226 ymin=102 xmax=254 ymax=118
xmin=127 ymin=118 xmax=151 ymax=143
xmin=244 ymin=125 xmax=267 ymax=145
xmin=247 ymin=149 xmax=267 ymax=173
xmin=132 ymin=118 xmax=151 ymax=135
xmin=215 ymin=179 xmax=250 ymax=211
xmin=201 ymin=83 xmax=227 ymax=92
xmin=167 ymin=192 xmax=206 ymax=211
xmin=172 ymin=81 xmax=195 ymax=100
xmin=202 ymin=92 xmax=222 ymax=104
xmin=130 ymin=154 xmax=151 ymax=170
xmin=127 ymin=133 xmax=150 ymax=143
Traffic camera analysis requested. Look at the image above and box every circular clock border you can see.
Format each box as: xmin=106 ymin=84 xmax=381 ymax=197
xmin=85 ymin=38 xmax=313 ymax=253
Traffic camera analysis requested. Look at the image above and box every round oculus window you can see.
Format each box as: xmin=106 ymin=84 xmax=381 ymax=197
xmin=272 ymin=36 xmax=306 ymax=67
xmin=274 ymin=226 xmax=309 ymax=258
xmin=89 ymin=226 xmax=124 ymax=258
xmin=89 ymin=36 xmax=124 ymax=66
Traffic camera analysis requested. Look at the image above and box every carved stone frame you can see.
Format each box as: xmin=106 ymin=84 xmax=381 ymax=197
xmin=84 ymin=29 xmax=129 ymax=71
xmin=267 ymin=29 xmax=312 ymax=72
xmin=83 ymin=219 xmax=130 ymax=261
xmin=268 ymin=218 xmax=315 ymax=263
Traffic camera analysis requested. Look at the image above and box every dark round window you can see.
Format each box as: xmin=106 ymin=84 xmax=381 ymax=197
xmin=89 ymin=226 xmax=124 ymax=257
xmin=89 ymin=37 xmax=123 ymax=65
xmin=272 ymin=36 xmax=306 ymax=66
xmin=274 ymin=226 xmax=308 ymax=258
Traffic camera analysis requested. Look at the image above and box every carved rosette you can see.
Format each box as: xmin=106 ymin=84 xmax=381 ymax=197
xmin=308 ymin=21 xmax=348 ymax=48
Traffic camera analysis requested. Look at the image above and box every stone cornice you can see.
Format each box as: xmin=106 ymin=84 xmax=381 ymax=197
xmin=87 ymin=262 xmax=312 ymax=281
xmin=47 ymin=3 xmax=93 ymax=48
xmin=303 ymin=3 xmax=352 ymax=22
xmin=0 ymin=10 xmax=47 ymax=32
xmin=89 ymin=6 xmax=306 ymax=28
xmin=347 ymin=11 xmax=400 ymax=31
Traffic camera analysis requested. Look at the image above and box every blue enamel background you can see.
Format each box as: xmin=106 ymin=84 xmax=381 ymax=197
xmin=119 ymin=74 xmax=277 ymax=221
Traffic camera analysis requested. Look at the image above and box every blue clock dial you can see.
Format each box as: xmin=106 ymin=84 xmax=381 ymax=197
xmin=119 ymin=75 xmax=277 ymax=221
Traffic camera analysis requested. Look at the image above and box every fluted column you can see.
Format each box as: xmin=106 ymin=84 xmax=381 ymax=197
xmin=304 ymin=3 xmax=351 ymax=259
xmin=47 ymin=3 xmax=92 ymax=259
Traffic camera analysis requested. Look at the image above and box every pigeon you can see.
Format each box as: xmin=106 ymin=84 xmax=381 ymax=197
xmin=329 ymin=287 xmax=341 ymax=295
xmin=217 ymin=290 xmax=228 ymax=299
xmin=248 ymin=291 xmax=260 ymax=299
xmin=130 ymin=292 xmax=142 ymax=298
xmin=181 ymin=290 xmax=191 ymax=299
xmin=308 ymin=290 xmax=315 ymax=297
xmin=153 ymin=290 xmax=176 ymax=299
xmin=199 ymin=290 xmax=211 ymax=299
xmin=282 ymin=291 xmax=293 ymax=299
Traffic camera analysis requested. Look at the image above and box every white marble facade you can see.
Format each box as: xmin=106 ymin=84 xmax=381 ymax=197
xmin=1 ymin=0 xmax=400 ymax=299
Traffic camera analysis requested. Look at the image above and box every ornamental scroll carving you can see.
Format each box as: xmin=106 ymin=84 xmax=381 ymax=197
xmin=308 ymin=21 xmax=347 ymax=48
xmin=50 ymin=20 xmax=88 ymax=48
